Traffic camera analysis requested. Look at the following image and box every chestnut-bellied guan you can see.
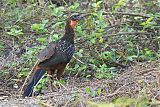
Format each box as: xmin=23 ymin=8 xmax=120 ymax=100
xmin=20 ymin=13 xmax=83 ymax=97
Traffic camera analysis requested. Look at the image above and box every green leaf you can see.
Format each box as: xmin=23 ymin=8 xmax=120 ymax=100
xmin=113 ymin=0 xmax=127 ymax=12
xmin=88 ymin=101 xmax=115 ymax=107
xmin=113 ymin=97 xmax=135 ymax=106
xmin=38 ymin=37 xmax=47 ymax=43
xmin=7 ymin=27 xmax=23 ymax=37
xmin=98 ymin=36 xmax=103 ymax=43
xmin=85 ymin=87 xmax=91 ymax=93
xmin=146 ymin=17 xmax=154 ymax=24
xmin=91 ymin=3 xmax=97 ymax=8
xmin=42 ymin=19 xmax=48 ymax=24
xmin=51 ymin=34 xmax=59 ymax=41
xmin=127 ymin=55 xmax=137 ymax=61
xmin=31 ymin=23 xmax=47 ymax=33
xmin=69 ymin=3 xmax=80 ymax=9
xmin=90 ymin=38 xmax=96 ymax=44
xmin=59 ymin=79 xmax=66 ymax=84
xmin=0 ymin=43 xmax=4 ymax=49
xmin=140 ymin=17 xmax=153 ymax=26
xmin=52 ymin=22 xmax=63 ymax=28
xmin=97 ymin=88 xmax=101 ymax=96
xmin=92 ymin=1 xmax=102 ymax=8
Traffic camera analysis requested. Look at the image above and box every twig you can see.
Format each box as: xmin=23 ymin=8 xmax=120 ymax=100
xmin=136 ymin=68 xmax=158 ymax=76
xmin=105 ymin=23 xmax=126 ymax=29
xmin=73 ymin=55 xmax=96 ymax=68
xmin=63 ymin=99 xmax=71 ymax=107
xmin=1 ymin=74 xmax=18 ymax=88
xmin=106 ymin=31 xmax=151 ymax=37
xmin=107 ymin=82 xmax=133 ymax=97
xmin=62 ymin=0 xmax=68 ymax=6
xmin=72 ymin=55 xmax=86 ymax=78
xmin=72 ymin=55 xmax=97 ymax=77
xmin=61 ymin=11 xmax=151 ymax=18
xmin=103 ymin=12 xmax=150 ymax=18
xmin=73 ymin=55 xmax=85 ymax=65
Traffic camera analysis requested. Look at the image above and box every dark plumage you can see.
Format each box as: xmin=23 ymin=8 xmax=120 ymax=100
xmin=20 ymin=13 xmax=83 ymax=97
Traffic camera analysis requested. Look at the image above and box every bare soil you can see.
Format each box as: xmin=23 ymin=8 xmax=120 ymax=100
xmin=0 ymin=61 xmax=160 ymax=107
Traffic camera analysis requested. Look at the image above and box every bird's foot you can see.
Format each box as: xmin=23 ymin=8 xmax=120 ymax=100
xmin=48 ymin=74 xmax=56 ymax=92
xmin=53 ymin=79 xmax=66 ymax=91
xmin=48 ymin=77 xmax=66 ymax=92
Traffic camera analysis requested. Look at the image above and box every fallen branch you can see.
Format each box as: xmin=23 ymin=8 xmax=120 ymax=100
xmin=107 ymin=82 xmax=134 ymax=97
xmin=103 ymin=12 xmax=150 ymax=18
xmin=62 ymin=11 xmax=151 ymax=18
xmin=106 ymin=31 xmax=151 ymax=37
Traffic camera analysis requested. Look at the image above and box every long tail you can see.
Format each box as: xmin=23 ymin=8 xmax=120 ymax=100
xmin=22 ymin=68 xmax=46 ymax=97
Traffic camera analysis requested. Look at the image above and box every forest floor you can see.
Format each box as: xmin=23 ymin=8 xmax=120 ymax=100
xmin=0 ymin=61 xmax=160 ymax=107
xmin=0 ymin=1 xmax=160 ymax=106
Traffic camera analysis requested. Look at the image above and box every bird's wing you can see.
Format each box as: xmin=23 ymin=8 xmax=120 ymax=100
xmin=20 ymin=42 xmax=56 ymax=97
xmin=37 ymin=42 xmax=56 ymax=62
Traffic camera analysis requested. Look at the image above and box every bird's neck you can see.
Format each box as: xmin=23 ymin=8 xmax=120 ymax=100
xmin=63 ymin=19 xmax=75 ymax=43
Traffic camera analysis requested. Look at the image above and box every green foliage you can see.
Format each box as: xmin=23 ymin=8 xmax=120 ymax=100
xmin=67 ymin=63 xmax=87 ymax=75
xmin=0 ymin=43 xmax=5 ymax=56
xmin=1 ymin=1 xmax=160 ymax=104
xmin=51 ymin=34 xmax=60 ymax=41
xmin=50 ymin=6 xmax=64 ymax=16
xmin=113 ymin=0 xmax=127 ymax=12
xmin=22 ymin=46 xmax=43 ymax=60
xmin=7 ymin=26 xmax=23 ymax=38
xmin=85 ymin=87 xmax=100 ymax=97
xmin=95 ymin=64 xmax=114 ymax=79
xmin=75 ymin=49 xmax=84 ymax=57
xmin=31 ymin=20 xmax=48 ymax=33
xmin=4 ymin=0 xmax=18 ymax=6
xmin=140 ymin=17 xmax=157 ymax=30
xmin=139 ymin=48 xmax=156 ymax=61
xmin=88 ymin=95 xmax=153 ymax=107
xmin=0 ymin=43 xmax=4 ymax=49
xmin=69 ymin=2 xmax=80 ymax=10
xmin=17 ymin=68 xmax=30 ymax=78
xmin=34 ymin=74 xmax=48 ymax=92
xmin=91 ymin=1 xmax=103 ymax=10
xmin=100 ymin=51 xmax=116 ymax=61
xmin=38 ymin=37 xmax=47 ymax=43
xmin=2 ymin=0 xmax=159 ymax=79
xmin=97 ymin=88 xmax=102 ymax=96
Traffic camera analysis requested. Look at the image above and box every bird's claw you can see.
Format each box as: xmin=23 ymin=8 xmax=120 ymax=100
xmin=49 ymin=79 xmax=66 ymax=92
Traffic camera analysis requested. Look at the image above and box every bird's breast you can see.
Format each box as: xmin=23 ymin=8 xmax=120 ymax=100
xmin=56 ymin=40 xmax=74 ymax=63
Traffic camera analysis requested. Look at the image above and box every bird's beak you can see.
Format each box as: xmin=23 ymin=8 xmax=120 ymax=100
xmin=77 ymin=15 xmax=84 ymax=20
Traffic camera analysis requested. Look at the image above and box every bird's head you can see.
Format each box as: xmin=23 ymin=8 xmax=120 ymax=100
xmin=68 ymin=13 xmax=84 ymax=29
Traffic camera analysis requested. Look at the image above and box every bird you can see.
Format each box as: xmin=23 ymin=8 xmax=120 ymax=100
xmin=20 ymin=13 xmax=84 ymax=97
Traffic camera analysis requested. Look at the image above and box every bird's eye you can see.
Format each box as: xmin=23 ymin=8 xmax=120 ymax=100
xmin=70 ymin=13 xmax=81 ymax=20
xmin=72 ymin=15 xmax=77 ymax=19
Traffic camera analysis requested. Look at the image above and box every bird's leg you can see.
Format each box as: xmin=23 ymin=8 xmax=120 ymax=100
xmin=47 ymin=70 xmax=57 ymax=92
xmin=56 ymin=64 xmax=67 ymax=90
xmin=55 ymin=78 xmax=67 ymax=90
xmin=48 ymin=74 xmax=54 ymax=92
